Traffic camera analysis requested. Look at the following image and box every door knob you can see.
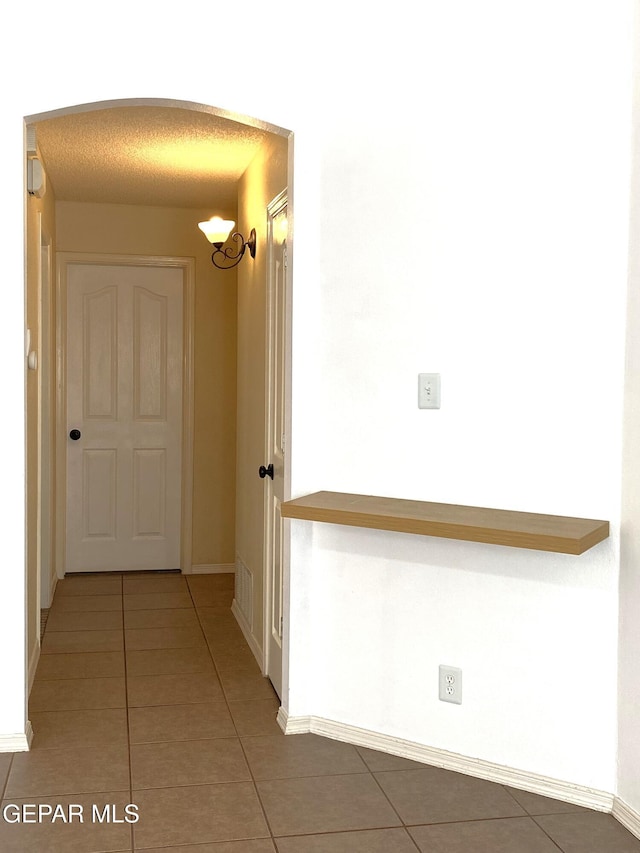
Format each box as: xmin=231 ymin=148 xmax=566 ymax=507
xmin=259 ymin=464 xmax=274 ymax=480
xmin=69 ymin=429 xmax=81 ymax=441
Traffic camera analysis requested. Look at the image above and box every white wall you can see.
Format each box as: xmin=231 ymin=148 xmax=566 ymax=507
xmin=290 ymin=1 xmax=634 ymax=797
xmin=1 ymin=0 xmax=636 ymax=805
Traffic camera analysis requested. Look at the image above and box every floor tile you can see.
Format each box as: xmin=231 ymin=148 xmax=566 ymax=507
xmin=409 ymin=816 xmax=564 ymax=852
xmin=187 ymin=573 xmax=235 ymax=590
xmin=198 ymin=609 xmax=237 ymax=631
xmin=275 ymin=828 xmax=418 ymax=852
xmin=124 ymin=608 xmax=198 ymax=629
xmin=214 ymin=651 xmax=263 ymax=677
xmin=30 ymin=708 xmax=128 ymax=749
xmin=199 ymin=612 xmax=242 ymax=632
xmin=218 ymin=670 xmax=279 ymax=701
xmin=129 ymin=701 xmax=236 ymax=743
xmin=204 ymin=630 xmax=249 ymax=654
xmin=374 ymin=766 xmax=526 ymax=825
xmin=242 ymin=733 xmax=368 ymax=780
xmin=191 ymin=588 xmax=234 ymax=607
xmin=0 ymin=753 xmax=12 ymax=790
xmin=256 ymin=774 xmax=402 ymax=836
xmin=124 ymin=626 xmax=206 ymax=651
xmin=122 ymin=574 xmax=187 ymax=594
xmin=127 ymin=672 xmax=224 ymax=707
xmin=126 ymin=646 xmax=215 ymax=677
xmin=0 ymin=792 xmax=132 ymax=853
xmin=211 ymin=645 xmax=261 ymax=671
xmin=141 ymin=843 xmax=275 ymax=853
xmin=535 ymin=811 xmax=640 ymax=852
xmin=29 ymin=676 xmax=126 ymax=712
xmin=123 ymin=592 xmax=192 ymax=611
xmin=35 ymin=651 xmax=125 ymax=681
xmin=46 ymin=610 xmax=124 ymax=632
xmin=356 ymin=745 xmax=427 ymax=771
xmin=132 ymin=783 xmax=269 ymax=848
xmin=6 ymin=744 xmax=129 ymax=797
xmin=228 ymin=699 xmax=282 ymax=736
xmin=55 ymin=576 xmax=123 ymax=596
xmin=41 ymin=630 xmax=123 ymax=654
xmin=31 ymin=567 xmax=637 ymax=853
xmin=51 ymin=594 xmax=123 ymax=612
xmin=505 ymin=785 xmax=589 ymax=815
xmin=131 ymin=738 xmax=250 ymax=789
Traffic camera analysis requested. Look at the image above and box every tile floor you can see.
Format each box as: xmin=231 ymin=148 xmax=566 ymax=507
xmin=0 ymin=571 xmax=638 ymax=852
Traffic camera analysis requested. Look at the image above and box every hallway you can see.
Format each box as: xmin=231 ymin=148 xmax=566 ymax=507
xmin=1 ymin=571 xmax=638 ymax=852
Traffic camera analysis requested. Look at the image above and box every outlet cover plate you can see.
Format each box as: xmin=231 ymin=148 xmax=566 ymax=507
xmin=439 ymin=665 xmax=462 ymax=704
xmin=418 ymin=373 xmax=441 ymax=409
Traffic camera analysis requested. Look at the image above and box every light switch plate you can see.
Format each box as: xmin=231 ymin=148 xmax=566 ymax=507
xmin=418 ymin=373 xmax=440 ymax=409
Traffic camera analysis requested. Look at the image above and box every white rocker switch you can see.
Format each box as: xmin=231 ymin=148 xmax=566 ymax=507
xmin=418 ymin=373 xmax=441 ymax=409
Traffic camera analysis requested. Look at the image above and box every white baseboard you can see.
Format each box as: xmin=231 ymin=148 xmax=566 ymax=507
xmin=191 ymin=563 xmax=235 ymax=575
xmin=0 ymin=722 xmax=33 ymax=753
xmin=613 ymin=797 xmax=640 ymax=840
xmin=282 ymin=714 xmax=614 ymax=814
xmin=276 ymin=706 xmax=292 ymax=733
xmin=231 ymin=599 xmax=264 ymax=671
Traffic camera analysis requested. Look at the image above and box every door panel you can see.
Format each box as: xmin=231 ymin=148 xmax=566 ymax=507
xmin=84 ymin=286 xmax=117 ymax=419
xmin=134 ymin=287 xmax=168 ymax=420
xmin=133 ymin=448 xmax=167 ymax=536
xmin=65 ymin=262 xmax=183 ymax=573
xmin=83 ymin=449 xmax=116 ymax=538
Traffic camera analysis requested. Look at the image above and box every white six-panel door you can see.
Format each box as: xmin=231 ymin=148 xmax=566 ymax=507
xmin=264 ymin=194 xmax=288 ymax=697
xmin=65 ymin=261 xmax=183 ymax=573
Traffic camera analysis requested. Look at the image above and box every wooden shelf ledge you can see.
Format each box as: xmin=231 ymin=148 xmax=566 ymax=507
xmin=281 ymin=491 xmax=609 ymax=555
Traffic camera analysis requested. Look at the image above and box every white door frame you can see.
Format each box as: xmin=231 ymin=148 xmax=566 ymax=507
xmin=55 ymin=252 xmax=195 ymax=578
xmin=37 ymin=216 xmax=55 ymax=608
xmin=263 ymin=189 xmax=292 ymax=696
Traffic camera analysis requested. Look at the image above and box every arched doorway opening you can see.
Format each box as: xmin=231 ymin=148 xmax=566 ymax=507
xmin=24 ymin=98 xmax=293 ymax=722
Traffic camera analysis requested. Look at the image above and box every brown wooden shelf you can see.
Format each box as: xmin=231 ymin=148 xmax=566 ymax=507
xmin=281 ymin=491 xmax=609 ymax=555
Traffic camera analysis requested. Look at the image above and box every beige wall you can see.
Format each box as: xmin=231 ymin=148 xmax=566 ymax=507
xmin=56 ymin=201 xmax=237 ymax=568
xmin=236 ymin=134 xmax=288 ymax=648
xmin=26 ymin=160 xmax=57 ymax=685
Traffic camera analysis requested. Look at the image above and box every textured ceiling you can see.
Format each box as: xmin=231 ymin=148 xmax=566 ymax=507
xmin=32 ymin=106 xmax=275 ymax=210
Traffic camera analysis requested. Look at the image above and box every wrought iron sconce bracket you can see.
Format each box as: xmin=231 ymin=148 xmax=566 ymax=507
xmin=211 ymin=228 xmax=257 ymax=270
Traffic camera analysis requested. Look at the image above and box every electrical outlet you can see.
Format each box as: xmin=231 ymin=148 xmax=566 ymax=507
xmin=439 ymin=665 xmax=462 ymax=704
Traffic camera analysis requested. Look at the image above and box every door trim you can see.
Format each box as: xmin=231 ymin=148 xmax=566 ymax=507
xmin=37 ymin=215 xmax=55 ymax=608
xmin=55 ymin=252 xmax=195 ymax=577
xmin=263 ymin=189 xmax=291 ymax=696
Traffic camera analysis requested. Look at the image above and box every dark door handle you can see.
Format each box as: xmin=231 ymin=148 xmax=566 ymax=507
xmin=69 ymin=429 xmax=82 ymax=441
xmin=259 ymin=464 xmax=274 ymax=480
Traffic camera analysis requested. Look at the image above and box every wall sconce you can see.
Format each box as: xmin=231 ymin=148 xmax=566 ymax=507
xmin=198 ymin=216 xmax=257 ymax=270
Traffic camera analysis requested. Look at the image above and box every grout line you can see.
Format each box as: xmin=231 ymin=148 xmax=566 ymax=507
xmin=402 ymin=814 xmax=559 ymax=828
xmin=367 ymin=765 xmax=417 ymax=838
xmin=528 ymin=814 xmax=573 ymax=852
xmin=0 ymin=754 xmax=15 ymax=804
xmin=270 ymin=825 xmax=424 ymax=848
xmin=404 ymin=827 xmax=424 ymax=852
xmin=501 ymin=785 xmax=567 ymax=852
xmin=187 ymin=575 xmax=279 ymax=842
xmin=116 ymin=575 xmax=136 ymax=853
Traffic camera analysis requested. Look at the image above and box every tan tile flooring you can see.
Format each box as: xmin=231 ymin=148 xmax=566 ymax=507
xmin=0 ymin=572 xmax=638 ymax=852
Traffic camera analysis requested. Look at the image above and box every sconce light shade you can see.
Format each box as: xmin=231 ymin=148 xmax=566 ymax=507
xmin=198 ymin=217 xmax=235 ymax=246
xmin=198 ymin=216 xmax=257 ymax=270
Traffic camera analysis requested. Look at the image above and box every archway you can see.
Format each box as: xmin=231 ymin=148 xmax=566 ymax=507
xmin=24 ymin=98 xmax=293 ymax=715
